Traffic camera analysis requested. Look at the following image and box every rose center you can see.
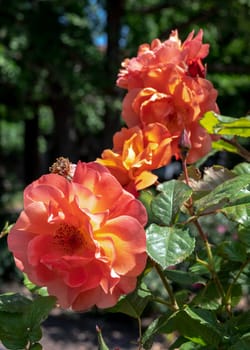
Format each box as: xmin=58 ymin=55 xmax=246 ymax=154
xmin=53 ymin=223 xmax=84 ymax=254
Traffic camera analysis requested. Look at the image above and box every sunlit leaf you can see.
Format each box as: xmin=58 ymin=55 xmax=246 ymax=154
xmin=195 ymin=174 xmax=250 ymax=214
xmin=146 ymin=224 xmax=195 ymax=269
xmin=151 ymin=180 xmax=192 ymax=225
xmin=212 ymin=139 xmax=239 ymax=154
xmin=233 ymin=162 xmax=250 ymax=175
xmin=200 ymin=112 xmax=250 ymax=137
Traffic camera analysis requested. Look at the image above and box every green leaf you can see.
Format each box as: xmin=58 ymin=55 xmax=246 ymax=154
xmin=138 ymin=187 xmax=158 ymax=225
xmin=151 ymin=180 xmax=192 ymax=225
xmin=221 ymin=203 xmax=250 ymax=227
xmin=29 ymin=343 xmax=43 ymax=350
xmin=226 ymin=310 xmax=250 ymax=334
xmin=200 ymin=112 xmax=250 ymax=137
xmin=195 ymin=174 xmax=250 ymax=214
xmin=108 ymin=285 xmax=151 ymax=319
xmin=192 ymin=282 xmax=221 ymax=310
xmin=146 ymin=224 xmax=195 ymax=269
xmin=233 ymin=162 xmax=250 ymax=175
xmin=0 ymin=293 xmax=32 ymax=313
xmin=165 ymin=269 xmax=206 ymax=286
xmin=164 ymin=306 xmax=222 ymax=346
xmin=212 ymin=139 xmax=239 ymax=154
xmin=141 ymin=311 xmax=173 ymax=349
xmin=24 ymin=296 xmax=56 ymax=343
xmin=238 ymin=224 xmax=250 ymax=246
xmin=0 ymin=312 xmax=28 ymax=350
xmin=217 ymin=240 xmax=247 ymax=262
xmin=228 ymin=333 xmax=250 ymax=350
xmin=0 ymin=294 xmax=56 ymax=349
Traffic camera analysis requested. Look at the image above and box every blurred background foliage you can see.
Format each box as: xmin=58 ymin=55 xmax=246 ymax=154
xmin=0 ymin=0 xmax=250 ymax=281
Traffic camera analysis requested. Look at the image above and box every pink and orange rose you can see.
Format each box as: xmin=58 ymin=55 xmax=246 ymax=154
xmin=8 ymin=161 xmax=147 ymax=310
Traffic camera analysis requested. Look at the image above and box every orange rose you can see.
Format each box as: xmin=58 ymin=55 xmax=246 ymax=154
xmin=97 ymin=123 xmax=174 ymax=193
xmin=117 ymin=29 xmax=219 ymax=163
xmin=8 ymin=162 xmax=147 ymax=310
xmin=117 ymin=29 xmax=208 ymax=90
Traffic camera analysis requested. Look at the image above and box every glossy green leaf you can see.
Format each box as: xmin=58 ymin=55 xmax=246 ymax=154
xmin=0 ymin=293 xmax=31 ymax=313
xmin=221 ymin=203 xmax=250 ymax=227
xmin=23 ymin=296 xmax=56 ymax=343
xmin=138 ymin=186 xmax=159 ymax=225
xmin=151 ymin=180 xmax=192 ymax=225
xmin=195 ymin=174 xmax=250 ymax=214
xmin=0 ymin=294 xmax=56 ymax=349
xmin=200 ymin=112 xmax=250 ymax=137
xmin=146 ymin=224 xmax=195 ymax=269
xmin=108 ymin=285 xmax=151 ymax=319
xmin=233 ymin=162 xmax=250 ymax=175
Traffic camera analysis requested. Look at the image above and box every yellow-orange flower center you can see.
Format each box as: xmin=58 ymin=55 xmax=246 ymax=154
xmin=53 ymin=223 xmax=84 ymax=254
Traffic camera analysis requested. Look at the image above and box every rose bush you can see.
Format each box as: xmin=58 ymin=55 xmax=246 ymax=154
xmin=7 ymin=161 xmax=147 ymax=310
xmin=1 ymin=28 xmax=250 ymax=350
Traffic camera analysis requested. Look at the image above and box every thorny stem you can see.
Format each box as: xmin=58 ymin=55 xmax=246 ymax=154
xmin=153 ymin=261 xmax=179 ymax=311
xmin=182 ymin=158 xmax=226 ymax=302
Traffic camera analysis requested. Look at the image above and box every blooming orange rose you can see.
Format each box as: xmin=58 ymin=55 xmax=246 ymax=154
xmin=8 ymin=162 xmax=147 ymax=310
xmin=97 ymin=123 xmax=174 ymax=193
xmin=117 ymin=29 xmax=219 ymax=163
xmin=117 ymin=29 xmax=208 ymax=90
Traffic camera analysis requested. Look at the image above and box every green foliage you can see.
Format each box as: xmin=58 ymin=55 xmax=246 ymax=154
xmin=108 ymin=284 xmax=152 ymax=319
xmin=0 ymin=293 xmax=56 ymax=349
xmin=201 ymin=112 xmax=250 ymax=137
xmin=146 ymin=224 xmax=195 ymax=269
xmin=151 ymin=180 xmax=192 ymax=226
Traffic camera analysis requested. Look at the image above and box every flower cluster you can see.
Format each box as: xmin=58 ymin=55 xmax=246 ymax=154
xmin=98 ymin=29 xmax=219 ymax=192
xmin=8 ymin=161 xmax=147 ymax=310
xmin=8 ymin=29 xmax=219 ymax=312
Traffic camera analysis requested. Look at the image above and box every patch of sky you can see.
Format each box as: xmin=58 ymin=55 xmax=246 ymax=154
xmin=85 ymin=0 xmax=129 ymax=48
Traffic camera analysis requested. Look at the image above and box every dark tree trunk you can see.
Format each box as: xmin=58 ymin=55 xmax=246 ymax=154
xmin=101 ymin=0 xmax=126 ymax=150
xmin=24 ymin=111 xmax=40 ymax=185
xmin=49 ymin=95 xmax=76 ymax=166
